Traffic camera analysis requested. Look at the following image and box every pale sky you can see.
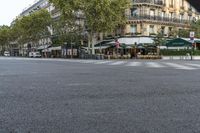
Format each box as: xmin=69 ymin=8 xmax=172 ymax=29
xmin=0 ymin=0 xmax=36 ymax=26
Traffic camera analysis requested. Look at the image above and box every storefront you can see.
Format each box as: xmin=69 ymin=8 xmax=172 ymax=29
xmin=166 ymin=38 xmax=192 ymax=49
xmin=42 ymin=46 xmax=62 ymax=58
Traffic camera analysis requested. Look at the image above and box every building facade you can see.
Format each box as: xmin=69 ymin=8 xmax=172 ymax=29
xmin=12 ymin=0 xmax=200 ymax=56
xmin=125 ymin=0 xmax=200 ymax=36
xmin=15 ymin=0 xmax=53 ymax=56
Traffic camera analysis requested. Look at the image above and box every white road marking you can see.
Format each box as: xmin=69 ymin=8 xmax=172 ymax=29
xmin=81 ymin=60 xmax=97 ymax=63
xmin=164 ymin=62 xmax=197 ymax=70
xmin=1 ymin=57 xmax=200 ymax=71
xmin=126 ymin=62 xmax=141 ymax=67
xmin=93 ymin=61 xmax=113 ymax=64
xmin=146 ymin=62 xmax=165 ymax=68
xmin=186 ymin=63 xmax=200 ymax=68
xmin=109 ymin=61 xmax=127 ymax=65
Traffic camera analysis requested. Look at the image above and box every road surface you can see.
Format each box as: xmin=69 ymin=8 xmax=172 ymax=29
xmin=0 ymin=57 xmax=200 ymax=133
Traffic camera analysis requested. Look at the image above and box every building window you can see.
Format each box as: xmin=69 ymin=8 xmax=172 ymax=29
xmin=161 ymin=26 xmax=165 ymax=35
xmin=150 ymin=9 xmax=155 ymax=20
xmin=180 ymin=14 xmax=183 ymax=22
xmin=161 ymin=11 xmax=165 ymax=19
xmin=188 ymin=15 xmax=192 ymax=21
xmin=169 ymin=0 xmax=174 ymax=7
xmin=130 ymin=25 xmax=137 ymax=34
xmin=169 ymin=27 xmax=172 ymax=33
xmin=180 ymin=0 xmax=184 ymax=7
xmin=131 ymin=8 xmax=137 ymax=17
xmin=150 ymin=9 xmax=155 ymax=17
xmin=149 ymin=25 xmax=155 ymax=34
xmin=169 ymin=12 xmax=174 ymax=20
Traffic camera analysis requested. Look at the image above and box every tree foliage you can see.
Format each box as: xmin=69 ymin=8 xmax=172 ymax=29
xmin=49 ymin=0 xmax=131 ymax=54
xmin=0 ymin=25 xmax=11 ymax=51
xmin=52 ymin=17 xmax=82 ymax=47
xmin=50 ymin=0 xmax=130 ymax=33
xmin=191 ymin=20 xmax=200 ymax=38
xmin=178 ymin=29 xmax=190 ymax=38
xmin=13 ymin=9 xmax=52 ymax=44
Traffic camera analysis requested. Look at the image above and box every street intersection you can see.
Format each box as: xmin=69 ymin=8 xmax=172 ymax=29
xmin=0 ymin=57 xmax=200 ymax=133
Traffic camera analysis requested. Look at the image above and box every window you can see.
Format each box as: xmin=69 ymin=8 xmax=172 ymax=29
xmin=161 ymin=26 xmax=165 ymax=35
xmin=169 ymin=0 xmax=174 ymax=7
xmin=131 ymin=8 xmax=138 ymax=17
xmin=150 ymin=9 xmax=155 ymax=17
xmin=161 ymin=11 xmax=165 ymax=19
xmin=169 ymin=12 xmax=174 ymax=20
xmin=149 ymin=25 xmax=155 ymax=34
xmin=180 ymin=14 xmax=184 ymax=22
xmin=150 ymin=9 xmax=155 ymax=20
xmin=188 ymin=15 xmax=192 ymax=21
xmin=180 ymin=0 xmax=184 ymax=7
xmin=130 ymin=25 xmax=137 ymax=34
xmin=169 ymin=27 xmax=172 ymax=32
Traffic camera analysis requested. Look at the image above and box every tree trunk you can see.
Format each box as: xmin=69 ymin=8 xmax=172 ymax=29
xmin=91 ymin=35 xmax=95 ymax=55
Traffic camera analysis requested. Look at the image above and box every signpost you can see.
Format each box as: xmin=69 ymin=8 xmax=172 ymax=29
xmin=190 ymin=31 xmax=195 ymax=60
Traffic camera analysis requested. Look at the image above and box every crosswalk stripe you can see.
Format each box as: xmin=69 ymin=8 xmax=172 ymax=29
xmin=163 ymin=62 xmax=197 ymax=70
xmin=146 ymin=62 xmax=165 ymax=68
xmin=81 ymin=60 xmax=96 ymax=63
xmin=186 ymin=63 xmax=200 ymax=68
xmin=109 ymin=61 xmax=127 ymax=65
xmin=126 ymin=62 xmax=141 ymax=67
xmin=93 ymin=61 xmax=113 ymax=64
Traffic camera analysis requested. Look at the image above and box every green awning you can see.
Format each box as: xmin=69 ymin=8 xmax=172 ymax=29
xmin=195 ymin=40 xmax=200 ymax=43
xmin=166 ymin=38 xmax=192 ymax=47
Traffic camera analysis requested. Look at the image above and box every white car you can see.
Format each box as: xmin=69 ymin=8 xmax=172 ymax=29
xmin=4 ymin=51 xmax=10 ymax=57
xmin=29 ymin=52 xmax=42 ymax=58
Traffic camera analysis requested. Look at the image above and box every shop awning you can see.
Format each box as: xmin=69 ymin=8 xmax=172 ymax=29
xmin=166 ymin=38 xmax=192 ymax=47
xmin=42 ymin=46 xmax=62 ymax=52
xmin=49 ymin=46 xmax=62 ymax=51
xmin=107 ymin=37 xmax=154 ymax=45
xmin=195 ymin=40 xmax=200 ymax=43
xmin=37 ymin=45 xmax=51 ymax=50
xmin=42 ymin=49 xmax=51 ymax=52
xmin=94 ymin=46 xmax=110 ymax=50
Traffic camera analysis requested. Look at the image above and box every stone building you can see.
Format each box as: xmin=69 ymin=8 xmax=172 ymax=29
xmin=125 ymin=0 xmax=200 ymax=36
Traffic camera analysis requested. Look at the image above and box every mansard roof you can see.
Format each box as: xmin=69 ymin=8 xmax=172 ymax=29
xmin=187 ymin=0 xmax=200 ymax=12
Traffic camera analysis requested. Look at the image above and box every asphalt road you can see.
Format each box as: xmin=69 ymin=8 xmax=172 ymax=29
xmin=0 ymin=57 xmax=200 ymax=133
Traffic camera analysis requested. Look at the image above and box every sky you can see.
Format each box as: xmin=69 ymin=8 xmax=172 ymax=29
xmin=0 ymin=0 xmax=36 ymax=26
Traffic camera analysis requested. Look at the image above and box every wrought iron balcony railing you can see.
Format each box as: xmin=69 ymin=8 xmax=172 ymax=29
xmin=133 ymin=0 xmax=164 ymax=6
xmin=128 ymin=14 xmax=192 ymax=24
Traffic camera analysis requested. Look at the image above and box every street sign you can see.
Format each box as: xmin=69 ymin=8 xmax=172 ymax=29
xmin=190 ymin=31 xmax=195 ymax=39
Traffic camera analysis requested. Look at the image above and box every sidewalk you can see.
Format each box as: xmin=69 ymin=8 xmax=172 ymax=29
xmin=162 ymin=56 xmax=200 ymax=60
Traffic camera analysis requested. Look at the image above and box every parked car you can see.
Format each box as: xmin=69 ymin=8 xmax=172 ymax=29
xmin=29 ymin=52 xmax=42 ymax=58
xmin=4 ymin=51 xmax=10 ymax=57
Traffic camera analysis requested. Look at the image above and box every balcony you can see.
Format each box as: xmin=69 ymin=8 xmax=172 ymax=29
xmin=128 ymin=14 xmax=192 ymax=25
xmin=133 ymin=0 xmax=164 ymax=7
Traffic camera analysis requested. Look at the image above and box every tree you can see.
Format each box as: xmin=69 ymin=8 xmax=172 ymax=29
xmin=49 ymin=0 xmax=131 ymax=54
xmin=191 ymin=20 xmax=200 ymax=38
xmin=0 ymin=25 xmax=11 ymax=53
xmin=52 ymin=16 xmax=82 ymax=46
xmin=11 ymin=9 xmax=52 ymax=53
xmin=178 ymin=29 xmax=190 ymax=38
xmin=168 ymin=28 xmax=179 ymax=38
xmin=153 ymin=30 xmax=166 ymax=55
